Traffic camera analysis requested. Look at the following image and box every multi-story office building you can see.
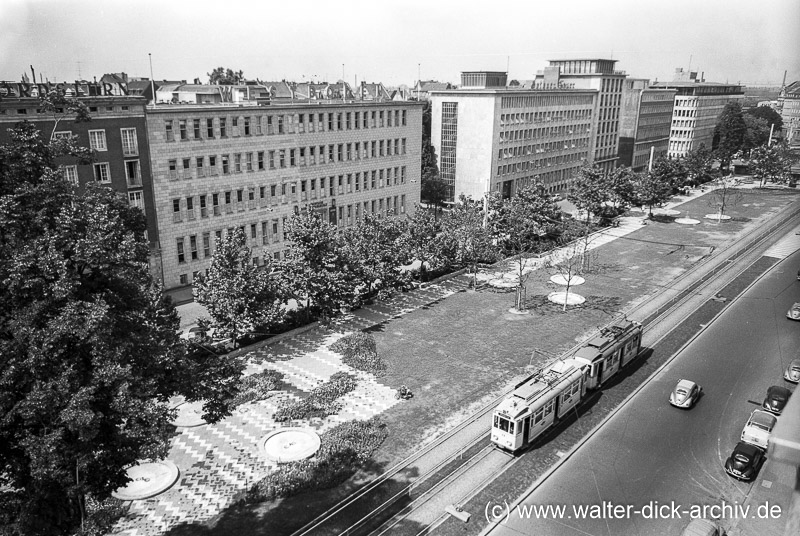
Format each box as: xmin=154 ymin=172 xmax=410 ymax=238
xmin=430 ymin=71 xmax=597 ymax=201
xmin=652 ymin=69 xmax=744 ymax=158
xmin=147 ymin=99 xmax=423 ymax=290
xmin=618 ymin=79 xmax=676 ymax=171
xmin=779 ymin=81 xmax=800 ymax=147
xmin=535 ymin=59 xmax=628 ymax=173
xmin=0 ymin=82 xmax=158 ymax=264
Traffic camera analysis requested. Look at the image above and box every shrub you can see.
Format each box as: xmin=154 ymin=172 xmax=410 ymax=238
xmin=330 ymin=332 xmax=387 ymax=376
xmin=229 ymin=370 xmax=283 ymax=408
xmin=273 ymin=372 xmax=357 ymax=422
xmin=243 ymin=418 xmax=388 ymax=503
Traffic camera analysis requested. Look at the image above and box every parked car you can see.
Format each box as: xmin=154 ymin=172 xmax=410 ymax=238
xmin=740 ymin=409 xmax=776 ymax=450
xmin=725 ymin=441 xmax=765 ymax=481
xmin=785 ymin=358 xmax=800 ymax=383
xmin=787 ymin=302 xmax=800 ymax=320
xmin=762 ymin=385 xmax=792 ymax=415
xmin=681 ymin=518 xmax=726 ymax=536
xmin=669 ymin=379 xmax=702 ymax=409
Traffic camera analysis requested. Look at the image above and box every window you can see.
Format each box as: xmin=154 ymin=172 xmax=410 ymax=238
xmin=179 ymin=120 xmax=187 ymax=140
xmin=279 ymin=149 xmax=286 ymax=168
xmin=173 ymin=199 xmax=181 ymax=222
xmin=269 ymin=150 xmax=275 ymax=169
xmin=196 ymin=156 xmax=205 ymax=177
xmin=277 ymin=115 xmax=284 ymax=134
xmin=246 ymin=152 xmax=253 ymax=171
xmin=128 ymin=191 xmax=144 ymax=212
xmin=232 ymin=117 xmax=239 ymax=136
xmin=169 ymin=159 xmax=177 ymax=179
xmin=63 ymin=165 xmax=78 ymax=184
xmin=234 ymin=153 xmax=242 ymax=173
xmin=53 ymin=131 xmax=72 ymax=140
xmin=186 ymin=196 xmax=195 ymax=220
xmin=177 ymin=238 xmax=185 ymax=263
xmin=165 ymin=120 xmax=174 ymax=141
xmin=89 ymin=130 xmax=107 ymax=151
xmin=290 ymin=149 xmax=296 ymax=167
xmin=182 ymin=158 xmax=190 ymax=176
xmin=93 ymin=163 xmax=110 ymax=183
xmin=258 ymin=151 xmax=264 ymax=170
xmin=212 ymin=193 xmax=220 ymax=215
xmin=224 ymin=191 xmax=233 ymax=213
xmin=222 ymin=155 xmax=230 ymax=174
xmin=203 ymin=233 xmax=211 ymax=257
xmin=200 ymin=195 xmax=208 ymax=218
xmin=125 ymin=160 xmax=141 ymax=186
xmin=206 ymin=118 xmax=214 ymax=138
xmin=250 ymin=223 xmax=257 ymax=239
xmin=190 ymin=235 xmax=198 ymax=260
xmin=179 ymin=273 xmax=188 ymax=285
xmin=244 ymin=116 xmax=251 ymax=136
xmin=209 ymin=155 xmax=217 ymax=175
xmin=120 ymin=128 xmax=138 ymax=156
xmin=193 ymin=119 xmax=201 ymax=139
xmin=220 ymin=117 xmax=227 ymax=137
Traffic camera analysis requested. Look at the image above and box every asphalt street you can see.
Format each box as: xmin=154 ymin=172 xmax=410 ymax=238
xmin=490 ymin=249 xmax=800 ymax=536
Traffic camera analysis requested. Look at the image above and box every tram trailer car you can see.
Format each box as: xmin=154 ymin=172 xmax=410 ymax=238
xmin=491 ymin=319 xmax=642 ymax=452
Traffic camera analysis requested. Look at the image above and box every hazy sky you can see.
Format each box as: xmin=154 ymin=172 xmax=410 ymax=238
xmin=2 ymin=0 xmax=798 ymax=88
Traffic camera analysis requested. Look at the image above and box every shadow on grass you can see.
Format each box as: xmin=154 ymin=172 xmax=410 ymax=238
xmin=522 ymin=295 xmax=622 ymax=317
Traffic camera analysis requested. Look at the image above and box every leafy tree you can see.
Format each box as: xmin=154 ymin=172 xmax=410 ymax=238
xmin=605 ymin=165 xmax=638 ymax=213
xmin=746 ymin=105 xmax=782 ymax=132
xmin=633 ymin=165 xmax=674 ymax=218
xmin=713 ymin=101 xmax=747 ymax=171
xmin=400 ymin=206 xmax=453 ymax=281
xmin=440 ymin=195 xmax=498 ymax=288
xmin=650 ymin=156 xmax=688 ymax=193
xmin=682 ymin=145 xmax=717 ymax=186
xmin=341 ymin=212 xmax=411 ymax=301
xmin=38 ymin=88 xmax=91 ymax=141
xmin=488 ymin=184 xmax=561 ymax=310
xmin=207 ymin=67 xmax=244 ymax=85
xmin=279 ymin=208 xmax=355 ymax=322
xmin=568 ymin=164 xmax=609 ymax=227
xmin=743 ymin=114 xmax=772 ymax=152
xmin=749 ymin=140 xmax=798 ymax=186
xmin=194 ymin=229 xmax=285 ymax=349
xmin=706 ymin=177 xmax=744 ymax=221
xmin=0 ymin=123 xmax=241 ymax=535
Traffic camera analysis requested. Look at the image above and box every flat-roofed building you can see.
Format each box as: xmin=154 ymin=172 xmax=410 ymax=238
xmin=652 ymin=69 xmax=744 ymax=158
xmin=619 ymin=78 xmax=676 ymax=171
xmin=779 ymin=81 xmax=800 ymax=147
xmin=430 ymin=71 xmax=596 ymax=201
xmin=535 ymin=59 xmax=628 ymax=173
xmin=146 ymin=98 xmax=423 ymax=291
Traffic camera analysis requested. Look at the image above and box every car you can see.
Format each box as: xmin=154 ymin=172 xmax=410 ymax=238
xmin=785 ymin=358 xmax=800 ymax=383
xmin=725 ymin=441 xmax=765 ymax=481
xmin=740 ymin=409 xmax=776 ymax=450
xmin=681 ymin=518 xmax=726 ymax=536
xmin=762 ymin=385 xmax=792 ymax=415
xmin=669 ymin=379 xmax=702 ymax=408
xmin=787 ymin=302 xmax=800 ymax=320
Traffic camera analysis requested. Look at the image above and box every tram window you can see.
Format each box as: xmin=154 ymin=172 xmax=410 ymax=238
xmin=544 ymin=401 xmax=554 ymax=415
xmin=495 ymin=416 xmax=513 ymax=433
xmin=533 ymin=409 xmax=544 ymax=424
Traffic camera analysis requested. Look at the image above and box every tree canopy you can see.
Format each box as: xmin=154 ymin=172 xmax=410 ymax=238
xmin=713 ymin=101 xmax=747 ymax=170
xmin=207 ymin=67 xmax=244 ymax=85
xmin=746 ymin=105 xmax=782 ymax=132
xmin=0 ymin=122 xmax=242 ymax=535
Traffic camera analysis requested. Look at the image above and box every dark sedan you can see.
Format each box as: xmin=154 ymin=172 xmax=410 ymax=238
xmin=762 ymin=385 xmax=792 ymax=415
xmin=725 ymin=441 xmax=765 ymax=481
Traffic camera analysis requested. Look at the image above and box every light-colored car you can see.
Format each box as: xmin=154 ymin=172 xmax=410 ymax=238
xmin=681 ymin=518 xmax=726 ymax=536
xmin=785 ymin=358 xmax=800 ymax=383
xmin=787 ymin=302 xmax=800 ymax=320
xmin=740 ymin=409 xmax=777 ymax=450
xmin=669 ymin=379 xmax=702 ymax=409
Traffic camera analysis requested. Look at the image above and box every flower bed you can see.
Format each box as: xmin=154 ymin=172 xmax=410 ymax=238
xmin=330 ymin=332 xmax=387 ymax=376
xmin=273 ymin=372 xmax=357 ymax=422
xmin=243 ymin=418 xmax=388 ymax=503
xmin=230 ymin=370 xmax=284 ymax=408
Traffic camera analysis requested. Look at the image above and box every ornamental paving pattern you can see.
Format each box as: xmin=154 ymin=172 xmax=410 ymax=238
xmin=111 ymin=279 xmax=465 ymax=536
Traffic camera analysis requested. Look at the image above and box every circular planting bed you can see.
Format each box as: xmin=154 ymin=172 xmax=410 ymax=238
xmin=112 ymin=460 xmax=180 ymax=501
xmin=260 ymin=428 xmax=321 ymax=463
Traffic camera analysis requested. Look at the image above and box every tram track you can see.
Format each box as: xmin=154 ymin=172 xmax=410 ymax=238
xmin=291 ymin=202 xmax=800 ymax=536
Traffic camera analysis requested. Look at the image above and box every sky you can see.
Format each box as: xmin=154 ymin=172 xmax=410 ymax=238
xmin=1 ymin=0 xmax=799 ymax=88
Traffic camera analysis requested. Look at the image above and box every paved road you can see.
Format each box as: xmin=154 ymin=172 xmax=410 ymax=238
xmin=491 ymin=249 xmax=800 ymax=536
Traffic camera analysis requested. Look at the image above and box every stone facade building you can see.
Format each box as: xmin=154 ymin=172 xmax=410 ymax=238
xmin=779 ymin=81 xmax=800 ymax=147
xmin=430 ymin=71 xmax=597 ymax=201
xmin=618 ymin=78 xmax=676 ymax=171
xmin=146 ymin=99 xmax=423 ymax=290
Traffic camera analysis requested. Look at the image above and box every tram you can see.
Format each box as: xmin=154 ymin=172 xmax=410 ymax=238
xmin=491 ymin=318 xmax=642 ymax=452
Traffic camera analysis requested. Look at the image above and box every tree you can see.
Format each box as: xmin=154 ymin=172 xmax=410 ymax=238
xmin=544 ymin=223 xmax=597 ymax=311
xmin=682 ymin=145 xmax=717 ymax=186
xmin=605 ymin=165 xmax=638 ymax=213
xmin=568 ymin=163 xmax=609 ymax=227
xmin=749 ymin=140 xmax=798 ymax=186
xmin=649 ymin=156 xmax=688 ymax=193
xmin=279 ymin=208 xmax=356 ymax=322
xmin=746 ymin=105 xmax=783 ymax=132
xmin=207 ymin=67 xmax=244 ymax=85
xmin=194 ymin=229 xmax=285 ymax=349
xmin=341 ymin=212 xmax=411 ymax=301
xmin=440 ymin=195 xmax=498 ymax=288
xmin=401 ymin=206 xmax=453 ymax=281
xmin=0 ymin=123 xmax=242 ymax=535
xmin=38 ymin=88 xmax=91 ymax=141
xmin=743 ymin=114 xmax=771 ymax=152
xmin=713 ymin=101 xmax=747 ymax=171
xmin=707 ymin=177 xmax=744 ymax=221
xmin=633 ymin=166 xmax=674 ymax=218
xmin=488 ymin=184 xmax=561 ymax=311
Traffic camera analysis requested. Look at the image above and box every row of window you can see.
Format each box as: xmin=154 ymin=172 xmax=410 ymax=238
xmin=500 ymin=94 xmax=595 ymax=109
xmin=54 ymin=127 xmax=139 ymax=156
xmin=496 ymin=153 xmax=585 ymax=176
xmin=499 ymin=126 xmax=591 ymax=144
xmin=175 ymin=194 xmax=408 ymax=266
xmin=166 ymin=138 xmax=408 ymax=179
xmin=498 ymin=140 xmax=591 ymax=160
xmin=499 ymin=109 xmax=593 ymax=126
xmin=164 ymin=109 xmax=409 ymax=141
xmin=61 ymin=159 xmax=142 ymax=187
xmin=171 ymin=166 xmax=408 ymax=223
